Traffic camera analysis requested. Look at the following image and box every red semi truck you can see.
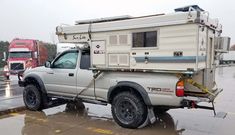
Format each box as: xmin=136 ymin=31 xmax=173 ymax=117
xmin=3 ymin=38 xmax=48 ymax=79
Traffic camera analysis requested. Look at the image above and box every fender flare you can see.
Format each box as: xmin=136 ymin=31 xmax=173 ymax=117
xmin=107 ymin=81 xmax=152 ymax=106
xmin=24 ymin=74 xmax=46 ymax=94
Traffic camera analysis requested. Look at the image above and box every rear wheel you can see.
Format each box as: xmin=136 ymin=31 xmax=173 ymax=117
xmin=23 ymin=85 xmax=43 ymax=111
xmin=153 ymin=107 xmax=169 ymax=115
xmin=111 ymin=92 xmax=147 ymax=129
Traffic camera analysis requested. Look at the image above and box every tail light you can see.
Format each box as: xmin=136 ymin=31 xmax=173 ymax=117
xmin=176 ymin=80 xmax=184 ymax=97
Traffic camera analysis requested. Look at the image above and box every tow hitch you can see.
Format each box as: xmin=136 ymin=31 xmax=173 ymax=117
xmin=181 ymin=100 xmax=216 ymax=116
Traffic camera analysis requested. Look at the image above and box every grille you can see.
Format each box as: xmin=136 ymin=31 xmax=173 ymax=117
xmin=10 ymin=63 xmax=24 ymax=70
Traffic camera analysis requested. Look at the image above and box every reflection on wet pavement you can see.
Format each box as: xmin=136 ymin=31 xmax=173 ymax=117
xmin=0 ymin=66 xmax=234 ymax=135
xmin=0 ymin=102 xmax=184 ymax=135
xmin=0 ymin=75 xmax=23 ymax=99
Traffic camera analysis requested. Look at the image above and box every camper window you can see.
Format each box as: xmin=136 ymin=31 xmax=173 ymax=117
xmin=132 ymin=31 xmax=157 ymax=48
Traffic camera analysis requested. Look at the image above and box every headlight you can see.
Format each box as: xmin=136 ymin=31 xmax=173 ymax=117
xmin=3 ymin=66 xmax=9 ymax=71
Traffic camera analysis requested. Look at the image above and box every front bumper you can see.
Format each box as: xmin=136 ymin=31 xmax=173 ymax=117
xmin=18 ymin=80 xmax=25 ymax=87
xmin=3 ymin=71 xmax=10 ymax=77
xmin=10 ymin=70 xmax=24 ymax=75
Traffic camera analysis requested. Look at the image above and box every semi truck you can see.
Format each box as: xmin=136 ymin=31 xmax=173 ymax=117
xmin=3 ymin=38 xmax=48 ymax=79
xmin=19 ymin=5 xmax=230 ymax=128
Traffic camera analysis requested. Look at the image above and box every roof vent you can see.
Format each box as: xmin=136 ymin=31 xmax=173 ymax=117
xmin=174 ymin=5 xmax=204 ymax=12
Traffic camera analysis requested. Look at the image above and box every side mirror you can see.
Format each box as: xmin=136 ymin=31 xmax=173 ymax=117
xmin=2 ymin=52 xmax=6 ymax=61
xmin=44 ymin=61 xmax=51 ymax=68
xmin=33 ymin=52 xmax=38 ymax=59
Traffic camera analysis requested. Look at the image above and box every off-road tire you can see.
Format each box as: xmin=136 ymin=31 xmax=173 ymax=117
xmin=111 ymin=92 xmax=147 ymax=128
xmin=155 ymin=113 xmax=175 ymax=130
xmin=23 ymin=84 xmax=42 ymax=111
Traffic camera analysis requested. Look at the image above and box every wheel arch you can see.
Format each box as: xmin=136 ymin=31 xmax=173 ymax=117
xmin=107 ymin=81 xmax=151 ymax=106
xmin=24 ymin=74 xmax=46 ymax=94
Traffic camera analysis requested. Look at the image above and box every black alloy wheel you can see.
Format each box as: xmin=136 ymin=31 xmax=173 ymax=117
xmin=111 ymin=91 xmax=148 ymax=128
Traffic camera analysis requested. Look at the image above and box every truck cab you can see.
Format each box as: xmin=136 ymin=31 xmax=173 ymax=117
xmin=43 ymin=49 xmax=94 ymax=98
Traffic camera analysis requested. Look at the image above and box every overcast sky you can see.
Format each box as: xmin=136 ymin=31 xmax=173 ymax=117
xmin=0 ymin=0 xmax=234 ymax=44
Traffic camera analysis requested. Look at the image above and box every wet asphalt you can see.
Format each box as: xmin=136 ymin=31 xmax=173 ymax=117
xmin=0 ymin=75 xmax=24 ymax=112
xmin=0 ymin=66 xmax=234 ymax=135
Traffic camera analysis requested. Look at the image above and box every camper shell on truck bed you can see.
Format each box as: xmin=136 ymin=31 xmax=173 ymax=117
xmin=56 ymin=6 xmax=230 ymax=96
xmin=56 ymin=6 xmax=229 ymax=74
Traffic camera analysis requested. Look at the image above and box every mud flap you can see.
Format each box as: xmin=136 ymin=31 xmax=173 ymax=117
xmin=138 ymin=107 xmax=156 ymax=128
xmin=214 ymin=112 xmax=227 ymax=119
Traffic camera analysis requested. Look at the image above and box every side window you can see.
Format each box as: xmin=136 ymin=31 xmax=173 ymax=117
xmin=80 ymin=51 xmax=91 ymax=69
xmin=53 ymin=51 xmax=78 ymax=69
xmin=132 ymin=31 xmax=157 ymax=48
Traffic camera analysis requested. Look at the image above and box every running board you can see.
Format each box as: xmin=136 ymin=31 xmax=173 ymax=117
xmin=48 ymin=94 xmax=108 ymax=106
xmin=81 ymin=98 xmax=108 ymax=106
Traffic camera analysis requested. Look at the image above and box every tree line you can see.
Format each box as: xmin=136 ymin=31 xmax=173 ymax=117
xmin=0 ymin=40 xmax=57 ymax=68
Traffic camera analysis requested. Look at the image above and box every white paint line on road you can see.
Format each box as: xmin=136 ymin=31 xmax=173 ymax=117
xmin=0 ymin=95 xmax=23 ymax=101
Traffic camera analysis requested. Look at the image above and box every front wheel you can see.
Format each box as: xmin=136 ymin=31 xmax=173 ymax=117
xmin=111 ymin=92 xmax=147 ymax=129
xmin=23 ymin=85 xmax=43 ymax=111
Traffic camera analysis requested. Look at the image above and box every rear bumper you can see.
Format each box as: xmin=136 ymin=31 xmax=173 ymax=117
xmin=184 ymin=88 xmax=223 ymax=102
xmin=181 ymin=88 xmax=223 ymax=108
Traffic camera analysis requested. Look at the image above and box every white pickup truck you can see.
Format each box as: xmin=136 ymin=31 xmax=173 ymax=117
xmin=18 ymin=5 xmax=230 ymax=128
xmin=18 ymin=47 xmax=215 ymax=128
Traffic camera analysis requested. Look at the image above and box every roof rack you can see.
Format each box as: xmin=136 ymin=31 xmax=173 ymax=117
xmin=75 ymin=15 xmax=132 ymax=25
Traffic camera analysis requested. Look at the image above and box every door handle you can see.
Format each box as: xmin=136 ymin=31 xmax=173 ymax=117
xmin=47 ymin=72 xmax=54 ymax=74
xmin=68 ymin=73 xmax=74 ymax=76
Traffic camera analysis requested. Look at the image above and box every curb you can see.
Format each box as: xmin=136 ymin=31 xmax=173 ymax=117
xmin=0 ymin=106 xmax=26 ymax=116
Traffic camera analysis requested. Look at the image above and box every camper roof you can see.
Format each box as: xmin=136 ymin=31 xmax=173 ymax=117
xmin=75 ymin=15 xmax=132 ymax=25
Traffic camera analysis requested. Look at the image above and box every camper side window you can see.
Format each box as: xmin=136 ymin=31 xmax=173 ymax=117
xmin=132 ymin=31 xmax=157 ymax=48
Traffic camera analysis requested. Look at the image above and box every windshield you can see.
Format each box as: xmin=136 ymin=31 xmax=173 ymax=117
xmin=9 ymin=52 xmax=32 ymax=58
